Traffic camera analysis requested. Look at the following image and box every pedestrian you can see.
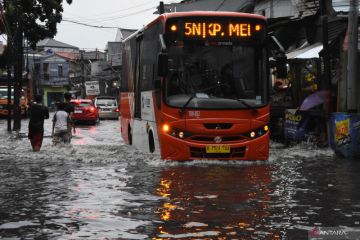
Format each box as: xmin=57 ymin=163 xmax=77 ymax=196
xmin=28 ymin=94 xmax=49 ymax=152
xmin=52 ymin=102 xmax=71 ymax=145
xmin=63 ymin=92 xmax=76 ymax=142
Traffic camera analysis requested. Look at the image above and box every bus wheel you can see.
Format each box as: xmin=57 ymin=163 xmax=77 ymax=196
xmin=149 ymin=131 xmax=155 ymax=153
xmin=128 ymin=125 xmax=132 ymax=145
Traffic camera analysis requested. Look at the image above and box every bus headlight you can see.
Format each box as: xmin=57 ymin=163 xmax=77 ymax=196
xmin=245 ymin=125 xmax=269 ymax=139
xmin=250 ymin=131 xmax=256 ymax=138
xmin=164 ymin=126 xmax=191 ymax=139
xmin=162 ymin=124 xmax=170 ymax=133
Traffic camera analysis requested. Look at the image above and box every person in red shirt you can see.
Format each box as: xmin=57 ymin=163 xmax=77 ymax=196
xmin=28 ymin=94 xmax=49 ymax=151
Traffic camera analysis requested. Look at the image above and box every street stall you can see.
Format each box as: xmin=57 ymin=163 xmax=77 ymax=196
xmin=270 ymin=42 xmax=329 ymax=145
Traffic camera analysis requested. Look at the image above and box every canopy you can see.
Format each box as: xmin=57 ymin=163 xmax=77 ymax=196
xmin=286 ymin=43 xmax=323 ymax=60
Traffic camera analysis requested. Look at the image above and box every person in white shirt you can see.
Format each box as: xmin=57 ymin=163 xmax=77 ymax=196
xmin=52 ymin=102 xmax=71 ymax=144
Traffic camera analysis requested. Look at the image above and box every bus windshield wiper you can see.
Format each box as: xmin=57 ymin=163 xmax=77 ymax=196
xmin=233 ymin=98 xmax=259 ymax=113
xmin=179 ymin=94 xmax=195 ymax=115
xmin=179 ymin=91 xmax=211 ymax=115
xmin=179 ymin=95 xmax=259 ymax=115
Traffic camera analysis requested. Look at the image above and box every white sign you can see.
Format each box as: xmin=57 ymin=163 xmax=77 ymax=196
xmin=85 ymin=81 xmax=100 ymax=95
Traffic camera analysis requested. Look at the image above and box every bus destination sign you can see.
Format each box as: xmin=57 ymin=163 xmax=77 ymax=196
xmin=184 ymin=22 xmax=260 ymax=38
xmin=166 ymin=18 xmax=266 ymax=43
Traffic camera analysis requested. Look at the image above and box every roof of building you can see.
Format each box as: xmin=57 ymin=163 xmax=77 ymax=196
xmin=36 ymin=38 xmax=79 ymax=50
xmin=295 ymin=0 xmax=320 ymax=18
xmin=115 ymin=28 xmax=137 ymax=41
xmin=286 ymin=42 xmax=323 ymax=60
xmin=166 ymin=0 xmax=360 ymax=19
xmin=82 ymin=51 xmax=106 ymax=60
xmin=55 ymin=52 xmax=80 ymax=60
xmin=168 ymin=0 xmax=253 ymax=12
xmin=333 ymin=0 xmax=360 ymax=13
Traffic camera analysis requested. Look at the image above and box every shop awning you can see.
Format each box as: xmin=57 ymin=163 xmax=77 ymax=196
xmin=286 ymin=43 xmax=323 ymax=60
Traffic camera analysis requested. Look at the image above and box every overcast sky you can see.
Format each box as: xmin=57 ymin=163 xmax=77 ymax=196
xmin=56 ymin=0 xmax=180 ymax=50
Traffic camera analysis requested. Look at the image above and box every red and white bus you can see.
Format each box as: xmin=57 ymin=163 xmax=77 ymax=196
xmin=0 ymin=86 xmax=29 ymax=117
xmin=120 ymin=11 xmax=270 ymax=160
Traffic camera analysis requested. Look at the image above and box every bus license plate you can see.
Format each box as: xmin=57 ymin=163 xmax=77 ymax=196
xmin=206 ymin=145 xmax=230 ymax=153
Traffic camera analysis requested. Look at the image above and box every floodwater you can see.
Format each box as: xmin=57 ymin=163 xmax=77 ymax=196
xmin=0 ymin=116 xmax=360 ymax=240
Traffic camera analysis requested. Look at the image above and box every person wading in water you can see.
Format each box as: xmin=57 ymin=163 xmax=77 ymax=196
xmin=63 ymin=92 xmax=76 ymax=142
xmin=28 ymin=94 xmax=49 ymax=151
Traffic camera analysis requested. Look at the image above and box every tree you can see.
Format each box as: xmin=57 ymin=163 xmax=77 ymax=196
xmin=0 ymin=0 xmax=72 ymax=132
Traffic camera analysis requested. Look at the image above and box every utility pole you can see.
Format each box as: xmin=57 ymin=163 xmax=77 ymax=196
xmin=158 ymin=1 xmax=165 ymax=14
xmin=7 ymin=67 xmax=12 ymax=132
xmin=347 ymin=0 xmax=358 ymax=113
xmin=320 ymin=0 xmax=331 ymax=92
xmin=319 ymin=0 xmax=332 ymax=146
xmin=2 ymin=0 xmax=13 ymax=132
xmin=13 ymin=0 xmax=23 ymax=132
xmin=81 ymin=50 xmax=85 ymax=98
xmin=13 ymin=26 xmax=23 ymax=132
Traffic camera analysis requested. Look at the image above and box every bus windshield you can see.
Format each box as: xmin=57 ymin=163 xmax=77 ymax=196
xmin=0 ymin=88 xmax=15 ymax=100
xmin=0 ymin=88 xmax=25 ymax=100
xmin=165 ymin=44 xmax=267 ymax=110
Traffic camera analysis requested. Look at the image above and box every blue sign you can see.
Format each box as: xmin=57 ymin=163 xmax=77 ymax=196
xmin=284 ymin=109 xmax=309 ymax=141
xmin=329 ymin=112 xmax=360 ymax=158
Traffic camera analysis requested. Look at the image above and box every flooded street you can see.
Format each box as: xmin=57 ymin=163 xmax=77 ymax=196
xmin=1 ymin=116 xmax=360 ymax=239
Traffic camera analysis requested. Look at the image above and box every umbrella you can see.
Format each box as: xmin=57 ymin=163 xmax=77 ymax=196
xmin=299 ymin=90 xmax=330 ymax=111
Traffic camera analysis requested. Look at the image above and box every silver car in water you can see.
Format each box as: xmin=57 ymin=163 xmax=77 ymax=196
xmin=94 ymin=96 xmax=119 ymax=119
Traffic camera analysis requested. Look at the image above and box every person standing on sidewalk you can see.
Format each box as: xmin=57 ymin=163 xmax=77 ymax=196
xmin=28 ymin=94 xmax=49 ymax=151
xmin=63 ymin=92 xmax=76 ymax=142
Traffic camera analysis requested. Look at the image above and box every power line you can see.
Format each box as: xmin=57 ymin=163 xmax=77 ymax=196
xmin=65 ymin=0 xmax=156 ymax=20
xmin=62 ymin=19 xmax=120 ymax=29
xmin=215 ymin=0 xmax=227 ymax=11
xmin=65 ymin=0 xmax=180 ymax=21
xmin=64 ymin=6 xmax=157 ymax=25
xmin=62 ymin=4 xmax=159 ymax=29
xmin=62 ymin=1 xmax=181 ymax=27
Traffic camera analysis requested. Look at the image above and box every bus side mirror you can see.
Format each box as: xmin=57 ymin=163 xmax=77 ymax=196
xmin=275 ymin=55 xmax=287 ymax=78
xmin=267 ymin=33 xmax=288 ymax=78
xmin=158 ymin=52 xmax=168 ymax=77
xmin=155 ymin=79 xmax=161 ymax=89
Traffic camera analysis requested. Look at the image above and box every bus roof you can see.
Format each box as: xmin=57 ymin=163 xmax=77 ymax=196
xmin=123 ymin=11 xmax=266 ymax=42
xmin=160 ymin=11 xmax=266 ymax=21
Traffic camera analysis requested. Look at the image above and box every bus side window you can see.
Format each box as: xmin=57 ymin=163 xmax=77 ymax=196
xmin=157 ymin=52 xmax=168 ymax=77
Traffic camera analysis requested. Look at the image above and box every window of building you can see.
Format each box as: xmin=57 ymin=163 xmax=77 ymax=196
xmin=34 ymin=63 xmax=40 ymax=73
xmin=58 ymin=64 xmax=63 ymax=78
xmin=43 ymin=63 xmax=49 ymax=81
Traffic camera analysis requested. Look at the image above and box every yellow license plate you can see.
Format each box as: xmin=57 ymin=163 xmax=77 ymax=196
xmin=206 ymin=145 xmax=231 ymax=153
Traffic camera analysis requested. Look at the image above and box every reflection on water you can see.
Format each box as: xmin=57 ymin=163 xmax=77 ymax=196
xmin=1 ymin=117 xmax=360 ymax=239
xmin=153 ymin=164 xmax=278 ymax=239
xmin=1 ymin=151 xmax=360 ymax=239
xmin=73 ymin=125 xmax=98 ymax=145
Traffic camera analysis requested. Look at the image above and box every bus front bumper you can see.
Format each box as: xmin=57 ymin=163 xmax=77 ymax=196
xmin=161 ymin=132 xmax=269 ymax=161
